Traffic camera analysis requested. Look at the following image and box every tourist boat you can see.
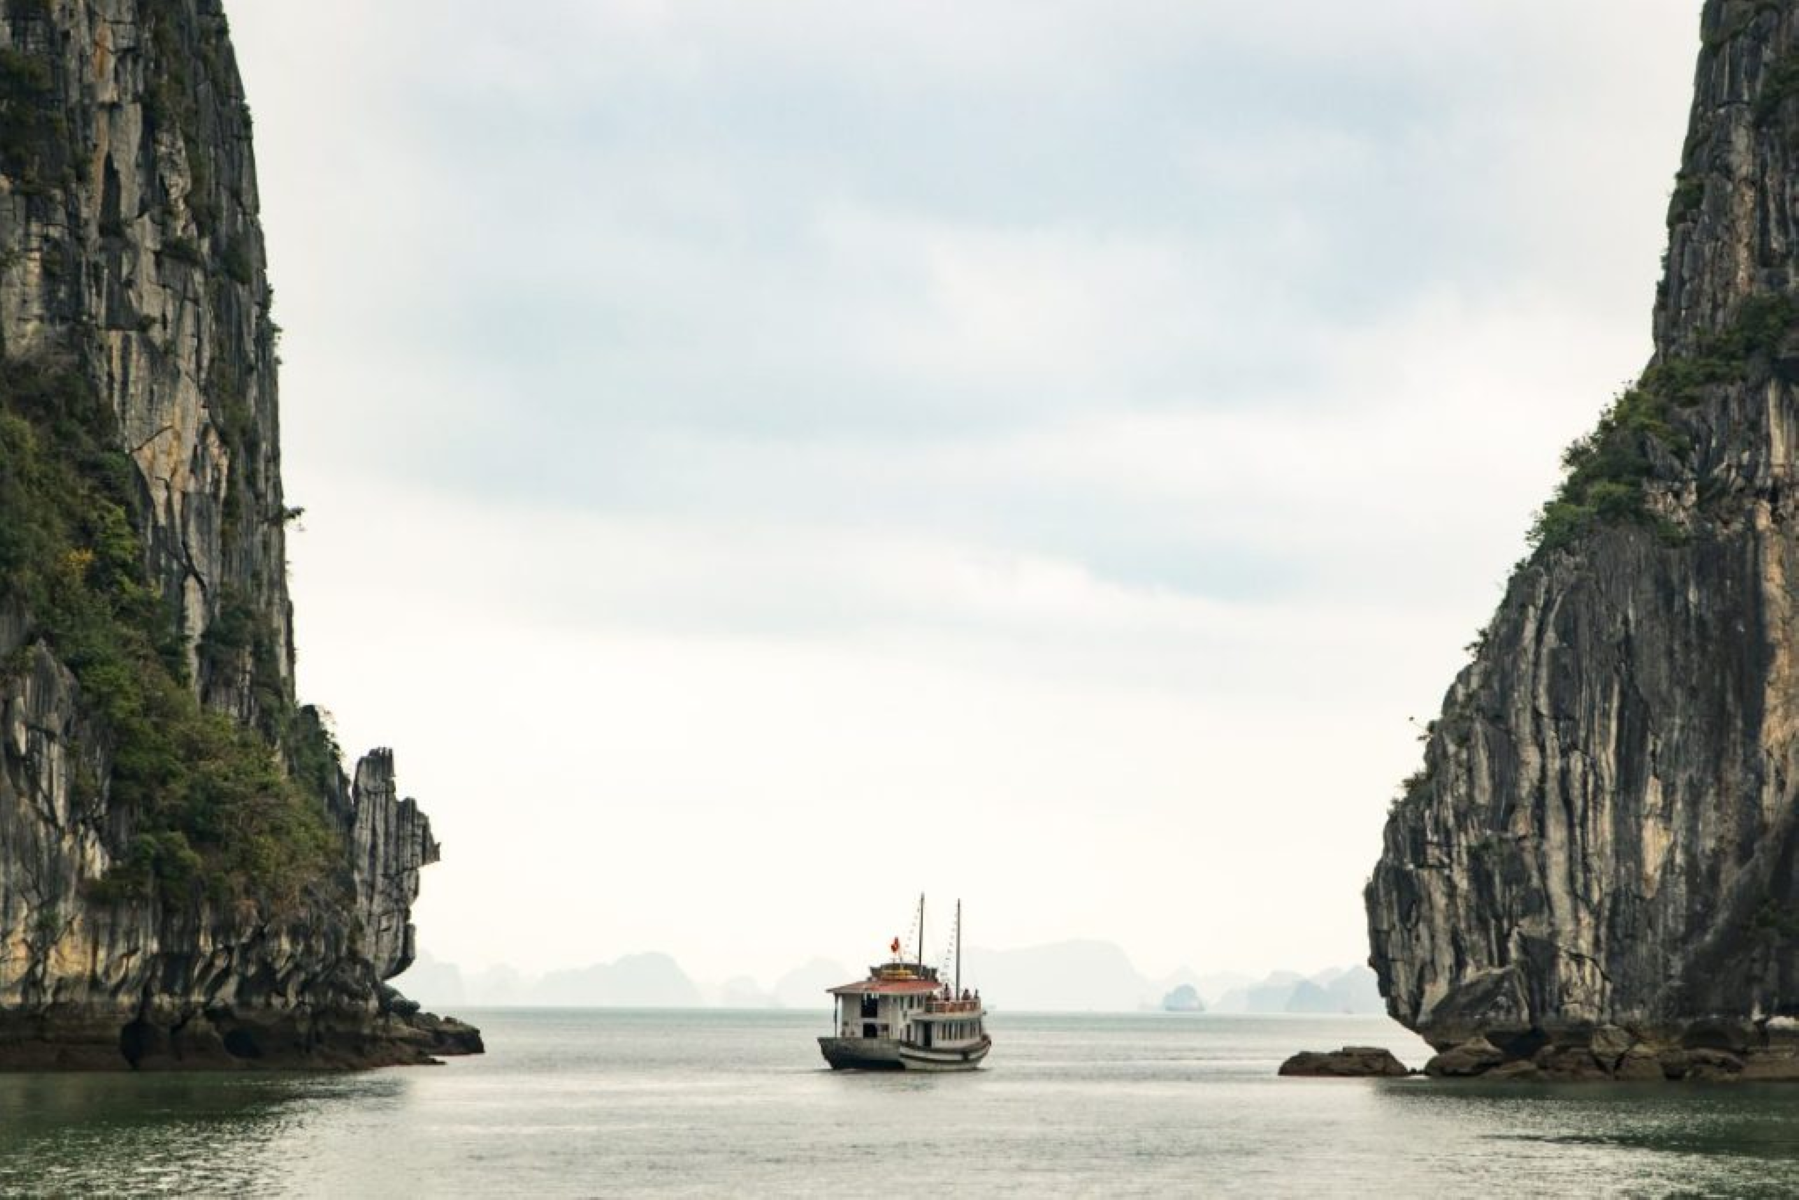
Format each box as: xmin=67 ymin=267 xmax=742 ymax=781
xmin=818 ymin=897 xmax=990 ymax=1072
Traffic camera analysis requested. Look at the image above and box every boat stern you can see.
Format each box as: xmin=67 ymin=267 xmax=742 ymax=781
xmin=818 ymin=1036 xmax=905 ymax=1071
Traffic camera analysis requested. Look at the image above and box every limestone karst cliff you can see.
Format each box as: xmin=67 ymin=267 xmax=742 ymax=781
xmin=0 ymin=0 xmax=478 ymax=1067
xmin=1367 ymin=0 xmax=1799 ymax=1081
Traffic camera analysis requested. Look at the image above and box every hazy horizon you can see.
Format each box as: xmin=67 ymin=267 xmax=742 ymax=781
xmin=395 ymin=938 xmax=1385 ymax=1016
xmin=227 ymin=0 xmax=1700 ymax=983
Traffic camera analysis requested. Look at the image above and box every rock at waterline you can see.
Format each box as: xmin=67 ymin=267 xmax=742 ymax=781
xmin=1423 ymin=1037 xmax=1507 ymax=1078
xmin=1278 ymin=1047 xmax=1412 ymax=1078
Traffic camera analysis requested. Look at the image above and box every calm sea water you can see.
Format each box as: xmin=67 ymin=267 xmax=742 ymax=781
xmin=4 ymin=1009 xmax=1799 ymax=1195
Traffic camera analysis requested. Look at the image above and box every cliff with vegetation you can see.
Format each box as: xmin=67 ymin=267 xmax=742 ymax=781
xmin=1368 ymin=0 xmax=1799 ymax=1082
xmin=0 ymin=0 xmax=477 ymax=1068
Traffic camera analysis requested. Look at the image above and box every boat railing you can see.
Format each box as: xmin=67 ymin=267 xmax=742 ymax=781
xmin=926 ymin=999 xmax=981 ymax=1014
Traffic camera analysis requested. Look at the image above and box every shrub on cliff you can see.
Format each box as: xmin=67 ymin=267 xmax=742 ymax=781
xmin=1528 ymin=293 xmax=1799 ymax=554
xmin=0 ymin=352 xmax=340 ymax=912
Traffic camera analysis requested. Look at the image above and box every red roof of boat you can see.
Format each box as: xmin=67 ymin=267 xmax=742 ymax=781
xmin=828 ymin=978 xmax=943 ymax=996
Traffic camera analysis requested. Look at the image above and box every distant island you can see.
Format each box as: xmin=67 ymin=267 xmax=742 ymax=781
xmin=1162 ymin=985 xmax=1204 ymax=1013
xmin=398 ymin=941 xmax=1387 ymax=1016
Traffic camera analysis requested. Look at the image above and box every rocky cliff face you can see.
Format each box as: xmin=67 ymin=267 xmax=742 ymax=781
xmin=0 ymin=0 xmax=477 ymax=1068
xmin=1367 ymin=0 xmax=1799 ymax=1082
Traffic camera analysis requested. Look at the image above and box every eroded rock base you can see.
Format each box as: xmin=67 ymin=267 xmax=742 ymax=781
xmin=0 ymin=1005 xmax=483 ymax=1072
xmin=1422 ymin=1023 xmax=1799 ymax=1083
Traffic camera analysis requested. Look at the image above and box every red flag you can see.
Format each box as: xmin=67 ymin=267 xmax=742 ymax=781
xmin=890 ymin=937 xmax=901 ymax=954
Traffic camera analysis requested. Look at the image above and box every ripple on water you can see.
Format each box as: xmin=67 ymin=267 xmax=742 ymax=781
xmin=4 ymin=1013 xmax=1799 ymax=1195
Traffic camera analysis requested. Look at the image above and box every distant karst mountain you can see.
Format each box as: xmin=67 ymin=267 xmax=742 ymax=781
xmin=1162 ymin=985 xmax=1205 ymax=1013
xmin=534 ymin=954 xmax=706 ymax=1008
xmin=400 ymin=953 xmax=705 ymax=1009
xmin=398 ymin=947 xmax=1386 ymax=1015
xmin=1369 ymin=0 xmax=1799 ymax=1081
xmin=772 ymin=959 xmax=854 ymax=1010
xmin=1207 ymin=967 xmax=1384 ymax=1016
xmin=960 ymin=940 xmax=1153 ymax=1011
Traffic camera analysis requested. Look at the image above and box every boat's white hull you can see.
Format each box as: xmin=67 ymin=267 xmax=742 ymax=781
xmin=896 ymin=1035 xmax=991 ymax=1072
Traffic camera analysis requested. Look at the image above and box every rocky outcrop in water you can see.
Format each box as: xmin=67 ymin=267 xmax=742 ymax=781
xmin=1278 ymin=1047 xmax=1412 ymax=1079
xmin=1366 ymin=0 xmax=1799 ymax=1081
xmin=0 ymin=0 xmax=477 ymax=1068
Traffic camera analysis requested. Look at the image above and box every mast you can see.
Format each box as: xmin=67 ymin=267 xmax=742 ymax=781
xmin=955 ymin=899 xmax=962 ymax=996
xmin=917 ymin=893 xmax=926 ymax=971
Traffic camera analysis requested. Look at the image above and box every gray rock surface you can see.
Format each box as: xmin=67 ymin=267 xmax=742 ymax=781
xmin=1278 ymin=1046 xmax=1412 ymax=1078
xmin=0 ymin=0 xmax=476 ymax=1068
xmin=1366 ymin=0 xmax=1799 ymax=1081
xmin=1424 ymin=1038 xmax=1506 ymax=1079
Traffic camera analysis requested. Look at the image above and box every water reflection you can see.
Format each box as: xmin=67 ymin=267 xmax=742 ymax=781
xmin=0 ymin=1072 xmax=405 ymax=1195
xmin=1372 ymin=1077 xmax=1799 ymax=1189
xmin=14 ymin=1015 xmax=1799 ymax=1195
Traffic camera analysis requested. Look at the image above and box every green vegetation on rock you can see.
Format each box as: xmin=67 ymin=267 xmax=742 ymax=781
xmin=0 ymin=43 xmax=67 ymax=197
xmin=1756 ymin=55 xmax=1799 ymax=126
xmin=1668 ymin=173 xmax=1705 ymax=228
xmin=1529 ymin=294 xmax=1799 ymax=554
xmin=1529 ymin=386 xmax=1683 ymax=553
xmin=0 ymin=352 xmax=340 ymax=912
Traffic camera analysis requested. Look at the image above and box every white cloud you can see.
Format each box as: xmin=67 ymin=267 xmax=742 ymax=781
xmin=230 ymin=0 xmax=1702 ymax=983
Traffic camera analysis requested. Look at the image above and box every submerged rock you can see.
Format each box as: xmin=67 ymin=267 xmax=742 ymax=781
xmin=1530 ymin=1046 xmax=1612 ymax=1083
xmin=1613 ymin=1045 xmax=1666 ymax=1082
xmin=1366 ymin=0 xmax=1799 ymax=1081
xmin=1424 ymin=1038 xmax=1506 ymax=1079
xmin=1279 ymin=1046 xmax=1412 ymax=1078
xmin=1677 ymin=1049 xmax=1746 ymax=1082
xmin=1484 ymin=1060 xmax=1544 ymax=1083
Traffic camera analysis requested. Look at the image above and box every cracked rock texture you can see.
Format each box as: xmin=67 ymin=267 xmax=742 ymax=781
xmin=1368 ymin=0 xmax=1799 ymax=1081
xmin=0 ymin=0 xmax=478 ymax=1068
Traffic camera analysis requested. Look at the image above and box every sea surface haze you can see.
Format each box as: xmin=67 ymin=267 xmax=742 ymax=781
xmin=4 ymin=1010 xmax=1799 ymax=1195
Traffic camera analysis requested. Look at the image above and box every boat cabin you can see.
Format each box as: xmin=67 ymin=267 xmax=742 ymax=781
xmin=828 ymin=962 xmax=941 ymax=1041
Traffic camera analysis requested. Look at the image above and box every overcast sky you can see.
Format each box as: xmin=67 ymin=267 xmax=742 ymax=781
xmin=229 ymin=0 xmax=1699 ymax=985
